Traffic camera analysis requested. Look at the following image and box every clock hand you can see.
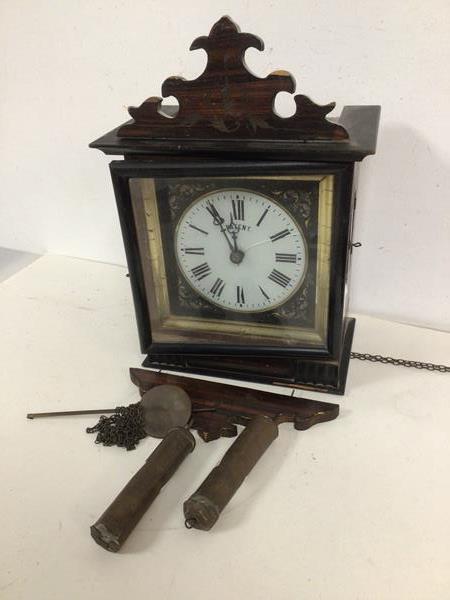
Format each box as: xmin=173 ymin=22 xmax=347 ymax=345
xmin=228 ymin=213 xmax=239 ymax=252
xmin=205 ymin=202 xmax=234 ymax=252
xmin=227 ymin=212 xmax=245 ymax=265
xmin=243 ymin=238 xmax=270 ymax=252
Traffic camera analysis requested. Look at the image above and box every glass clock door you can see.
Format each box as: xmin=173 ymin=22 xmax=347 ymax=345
xmin=127 ymin=171 xmax=337 ymax=352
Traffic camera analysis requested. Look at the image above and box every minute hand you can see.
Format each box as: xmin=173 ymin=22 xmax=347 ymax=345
xmin=205 ymin=203 xmax=234 ymax=251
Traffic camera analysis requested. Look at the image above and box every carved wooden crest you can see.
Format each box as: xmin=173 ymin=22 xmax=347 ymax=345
xmin=118 ymin=16 xmax=348 ymax=141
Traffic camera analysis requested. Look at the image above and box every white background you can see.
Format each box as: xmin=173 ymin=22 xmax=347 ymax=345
xmin=1 ymin=256 xmax=449 ymax=600
xmin=1 ymin=0 xmax=449 ymax=331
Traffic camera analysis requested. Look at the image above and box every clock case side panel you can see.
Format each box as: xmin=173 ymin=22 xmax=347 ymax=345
xmin=110 ymin=164 xmax=152 ymax=353
xmin=109 ymin=160 xmax=355 ymax=370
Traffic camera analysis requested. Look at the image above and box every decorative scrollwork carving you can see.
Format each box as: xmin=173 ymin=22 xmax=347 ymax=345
xmin=118 ymin=16 xmax=348 ymax=142
xmin=271 ymin=189 xmax=313 ymax=229
xmin=177 ymin=277 xmax=209 ymax=312
xmin=275 ymin=274 xmax=313 ymax=322
xmin=167 ymin=183 xmax=207 ymax=221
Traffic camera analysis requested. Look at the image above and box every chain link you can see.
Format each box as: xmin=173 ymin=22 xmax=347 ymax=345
xmin=86 ymin=402 xmax=147 ymax=450
xmin=351 ymin=352 xmax=450 ymax=373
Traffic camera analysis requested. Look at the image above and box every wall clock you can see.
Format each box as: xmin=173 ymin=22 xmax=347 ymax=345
xmin=90 ymin=16 xmax=380 ymax=394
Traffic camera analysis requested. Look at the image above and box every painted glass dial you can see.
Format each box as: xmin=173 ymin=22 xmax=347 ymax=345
xmin=175 ymin=189 xmax=307 ymax=312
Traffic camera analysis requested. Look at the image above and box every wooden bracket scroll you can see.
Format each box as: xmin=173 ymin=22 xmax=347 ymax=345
xmin=130 ymin=368 xmax=339 ymax=443
xmin=118 ymin=16 xmax=348 ymax=142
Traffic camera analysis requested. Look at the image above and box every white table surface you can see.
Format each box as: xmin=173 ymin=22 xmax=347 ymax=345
xmin=1 ymin=255 xmax=449 ymax=600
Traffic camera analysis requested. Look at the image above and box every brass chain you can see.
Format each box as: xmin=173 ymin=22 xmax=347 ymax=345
xmin=351 ymin=352 xmax=450 ymax=373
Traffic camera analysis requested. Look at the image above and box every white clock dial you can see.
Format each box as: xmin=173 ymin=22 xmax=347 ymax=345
xmin=175 ymin=189 xmax=307 ymax=312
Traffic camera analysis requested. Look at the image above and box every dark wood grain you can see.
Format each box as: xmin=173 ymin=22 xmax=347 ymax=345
xmin=130 ymin=368 xmax=339 ymax=442
xmin=90 ymin=106 xmax=380 ymax=161
xmin=117 ymin=16 xmax=348 ymax=142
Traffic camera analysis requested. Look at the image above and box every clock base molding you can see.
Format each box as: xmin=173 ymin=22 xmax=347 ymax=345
xmin=142 ymin=317 xmax=355 ymax=396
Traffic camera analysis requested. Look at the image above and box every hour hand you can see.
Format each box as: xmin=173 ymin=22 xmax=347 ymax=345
xmin=228 ymin=213 xmax=239 ymax=251
xmin=227 ymin=213 xmax=245 ymax=264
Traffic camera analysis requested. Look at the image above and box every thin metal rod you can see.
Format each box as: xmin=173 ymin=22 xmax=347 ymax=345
xmin=26 ymin=406 xmax=215 ymax=420
xmin=27 ymin=409 xmax=116 ymax=419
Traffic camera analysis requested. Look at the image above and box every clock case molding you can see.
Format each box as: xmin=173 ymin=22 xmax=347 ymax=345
xmin=90 ymin=16 xmax=380 ymax=394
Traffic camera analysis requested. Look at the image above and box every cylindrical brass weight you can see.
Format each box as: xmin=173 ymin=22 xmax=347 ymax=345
xmin=91 ymin=427 xmax=195 ymax=552
xmin=183 ymin=415 xmax=278 ymax=531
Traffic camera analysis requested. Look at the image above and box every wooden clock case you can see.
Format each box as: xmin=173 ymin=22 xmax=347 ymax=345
xmin=90 ymin=16 xmax=380 ymax=395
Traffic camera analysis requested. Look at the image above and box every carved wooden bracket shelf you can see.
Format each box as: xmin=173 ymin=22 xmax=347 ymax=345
xmin=130 ymin=369 xmax=339 ymax=443
xmin=118 ymin=16 xmax=348 ymax=142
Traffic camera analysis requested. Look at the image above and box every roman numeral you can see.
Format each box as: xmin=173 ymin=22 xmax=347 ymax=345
xmin=210 ymin=278 xmax=225 ymax=297
xmin=256 ymin=207 xmax=269 ymax=227
xmin=268 ymin=269 xmax=291 ymax=288
xmin=191 ymin=262 xmax=211 ymax=281
xmin=205 ymin=202 xmax=224 ymax=225
xmin=275 ymin=253 xmax=297 ymax=263
xmin=189 ymin=224 xmax=208 ymax=235
xmin=259 ymin=285 xmax=270 ymax=300
xmin=232 ymin=198 xmax=244 ymax=221
xmin=236 ymin=285 xmax=245 ymax=304
xmin=184 ymin=247 xmax=205 ymax=255
xmin=270 ymin=229 xmax=291 ymax=242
